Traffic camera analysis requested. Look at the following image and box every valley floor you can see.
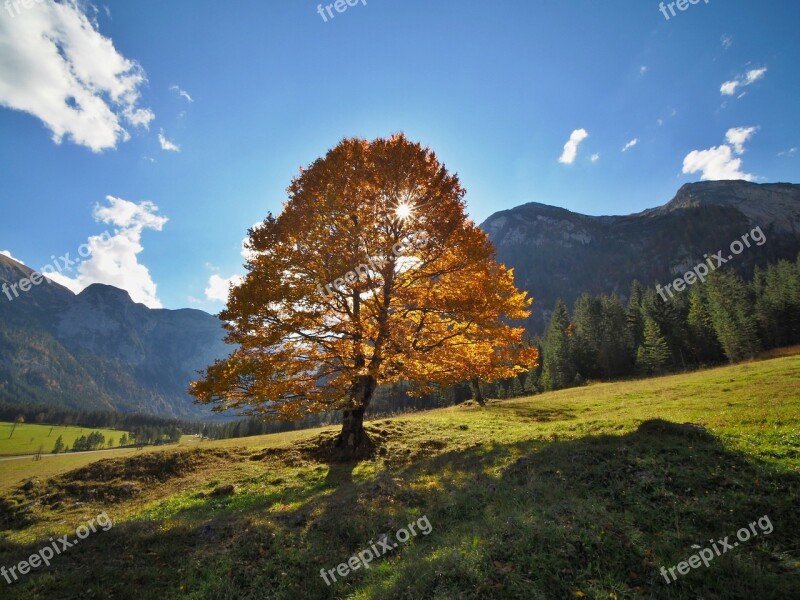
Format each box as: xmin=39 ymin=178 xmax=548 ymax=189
xmin=0 ymin=353 xmax=798 ymax=599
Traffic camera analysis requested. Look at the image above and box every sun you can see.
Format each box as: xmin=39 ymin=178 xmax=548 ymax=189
xmin=395 ymin=202 xmax=414 ymax=221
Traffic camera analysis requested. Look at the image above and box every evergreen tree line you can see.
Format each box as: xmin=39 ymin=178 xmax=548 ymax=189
xmin=0 ymin=402 xmax=194 ymax=433
xmin=519 ymin=253 xmax=800 ymax=393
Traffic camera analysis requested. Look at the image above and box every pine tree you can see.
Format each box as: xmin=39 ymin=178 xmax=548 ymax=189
xmin=635 ymin=317 xmax=671 ymax=375
xmin=52 ymin=435 xmax=65 ymax=454
xmin=705 ymin=270 xmax=760 ymax=361
xmin=687 ymin=286 xmax=723 ymax=364
xmin=541 ymin=300 xmax=576 ymax=390
xmin=625 ymin=280 xmax=645 ymax=368
xmin=572 ymin=293 xmax=602 ymax=379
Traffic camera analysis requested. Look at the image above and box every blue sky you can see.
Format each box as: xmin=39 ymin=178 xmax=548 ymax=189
xmin=1 ymin=0 xmax=798 ymax=310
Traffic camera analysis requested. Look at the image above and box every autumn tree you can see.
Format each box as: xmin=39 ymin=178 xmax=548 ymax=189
xmin=190 ymin=135 xmax=538 ymax=453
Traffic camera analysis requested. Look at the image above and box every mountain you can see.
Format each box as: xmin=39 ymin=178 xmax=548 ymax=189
xmin=480 ymin=181 xmax=800 ymax=332
xmin=2 ymin=180 xmax=798 ymax=418
xmin=0 ymin=254 xmax=229 ymax=420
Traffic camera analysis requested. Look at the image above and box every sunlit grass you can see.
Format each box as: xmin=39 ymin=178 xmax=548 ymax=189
xmin=0 ymin=353 xmax=798 ymax=599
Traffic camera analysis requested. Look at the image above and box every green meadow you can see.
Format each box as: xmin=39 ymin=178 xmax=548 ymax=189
xmin=0 ymin=353 xmax=798 ymax=599
xmin=0 ymin=423 xmax=129 ymax=457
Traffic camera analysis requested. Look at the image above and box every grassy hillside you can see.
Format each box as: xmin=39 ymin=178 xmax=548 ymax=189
xmin=0 ymin=423 xmax=130 ymax=456
xmin=0 ymin=355 xmax=798 ymax=599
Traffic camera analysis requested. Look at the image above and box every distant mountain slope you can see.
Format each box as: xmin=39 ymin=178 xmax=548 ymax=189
xmin=480 ymin=181 xmax=800 ymax=332
xmin=0 ymin=255 xmax=229 ymax=420
xmin=2 ymin=180 xmax=798 ymax=417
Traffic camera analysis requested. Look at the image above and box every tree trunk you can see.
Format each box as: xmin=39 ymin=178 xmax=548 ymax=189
xmin=471 ymin=377 xmax=486 ymax=406
xmin=337 ymin=375 xmax=376 ymax=452
xmin=339 ymin=406 xmax=366 ymax=450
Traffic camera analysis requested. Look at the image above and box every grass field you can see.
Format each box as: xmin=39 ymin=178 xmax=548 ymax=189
xmin=0 ymin=423 xmax=131 ymax=457
xmin=0 ymin=354 xmax=798 ymax=599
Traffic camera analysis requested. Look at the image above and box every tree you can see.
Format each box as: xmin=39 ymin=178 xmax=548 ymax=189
xmin=625 ymin=280 xmax=645 ymax=360
xmin=541 ymin=300 xmax=576 ymax=390
xmin=190 ymin=135 xmax=538 ymax=453
xmin=687 ymin=286 xmax=723 ymax=364
xmin=635 ymin=317 xmax=671 ymax=375
xmin=119 ymin=433 xmax=129 ymax=447
xmin=9 ymin=415 xmax=24 ymax=438
xmin=52 ymin=435 xmax=65 ymax=454
xmin=705 ymin=270 xmax=760 ymax=362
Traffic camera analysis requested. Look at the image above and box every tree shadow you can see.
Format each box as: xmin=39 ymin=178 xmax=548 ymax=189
xmin=0 ymin=419 xmax=798 ymax=599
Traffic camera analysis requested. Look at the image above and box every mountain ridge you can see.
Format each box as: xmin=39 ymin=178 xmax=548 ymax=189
xmin=1 ymin=180 xmax=799 ymax=417
xmin=481 ymin=180 xmax=800 ymax=331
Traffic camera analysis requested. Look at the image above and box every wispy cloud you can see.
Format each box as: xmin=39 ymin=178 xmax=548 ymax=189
xmin=0 ymin=0 xmax=153 ymax=152
xmin=721 ymin=34 xmax=733 ymax=49
xmin=558 ymin=129 xmax=589 ymax=165
xmin=590 ymin=153 xmax=600 ymax=163
xmin=170 ymin=85 xmax=193 ymax=103
xmin=621 ymin=138 xmax=638 ymax=152
xmin=682 ymin=127 xmax=758 ymax=182
xmin=720 ymin=67 xmax=767 ymax=96
xmin=158 ymin=129 xmax=180 ymax=152
xmin=778 ymin=147 xmax=797 ymax=157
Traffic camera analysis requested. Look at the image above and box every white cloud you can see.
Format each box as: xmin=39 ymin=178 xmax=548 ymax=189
xmin=158 ymin=129 xmax=180 ymax=152
xmin=639 ymin=65 xmax=648 ymax=76
xmin=721 ymin=35 xmax=733 ymax=49
xmin=0 ymin=0 xmax=153 ymax=152
xmin=682 ymin=127 xmax=758 ymax=181
xmin=558 ymin=129 xmax=589 ymax=165
xmin=169 ymin=85 xmax=193 ymax=103
xmin=725 ymin=126 xmax=758 ymax=155
xmin=0 ymin=250 xmax=24 ymax=264
xmin=590 ymin=153 xmax=600 ymax=163
xmin=745 ymin=68 xmax=767 ymax=85
xmin=622 ymin=138 xmax=638 ymax=152
xmin=720 ymin=67 xmax=767 ymax=96
xmin=204 ymin=274 xmax=243 ymax=303
xmin=45 ymin=196 xmax=168 ymax=308
xmin=778 ymin=147 xmax=797 ymax=157
xmin=720 ymin=81 xmax=739 ymax=96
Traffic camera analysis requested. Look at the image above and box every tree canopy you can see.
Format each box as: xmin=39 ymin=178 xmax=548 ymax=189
xmin=190 ymin=134 xmax=538 ymax=451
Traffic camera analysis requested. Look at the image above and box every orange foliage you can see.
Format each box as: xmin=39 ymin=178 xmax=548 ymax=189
xmin=190 ymin=134 xmax=539 ymax=420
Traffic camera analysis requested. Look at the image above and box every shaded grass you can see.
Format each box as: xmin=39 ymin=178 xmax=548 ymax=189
xmin=0 ymin=354 xmax=798 ymax=599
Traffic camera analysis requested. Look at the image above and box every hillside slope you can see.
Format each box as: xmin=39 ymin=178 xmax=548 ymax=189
xmin=0 ymin=254 xmax=229 ymax=419
xmin=481 ymin=181 xmax=800 ymax=331
xmin=1 ymin=353 xmax=798 ymax=599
